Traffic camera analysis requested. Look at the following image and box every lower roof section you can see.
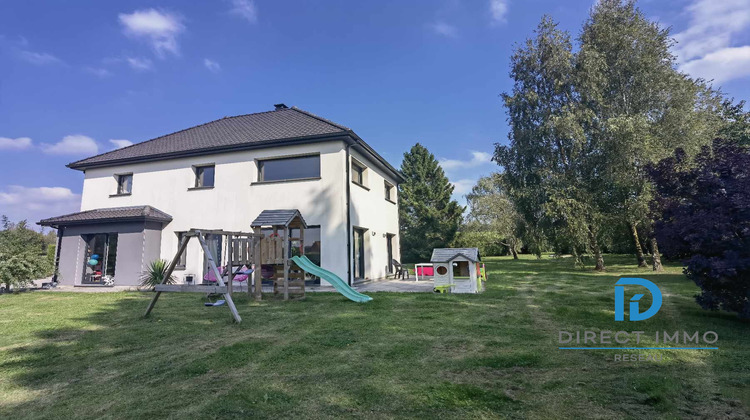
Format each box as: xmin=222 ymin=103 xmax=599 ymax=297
xmin=38 ymin=205 xmax=172 ymax=228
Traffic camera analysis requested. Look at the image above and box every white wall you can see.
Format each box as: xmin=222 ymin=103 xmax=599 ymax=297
xmin=348 ymin=148 xmax=401 ymax=281
xmin=80 ymin=141 xmax=350 ymax=282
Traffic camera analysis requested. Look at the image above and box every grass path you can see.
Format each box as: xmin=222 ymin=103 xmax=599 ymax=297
xmin=0 ymin=255 xmax=748 ymax=419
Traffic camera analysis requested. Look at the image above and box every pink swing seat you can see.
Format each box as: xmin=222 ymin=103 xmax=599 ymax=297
xmin=203 ymin=265 xmax=250 ymax=283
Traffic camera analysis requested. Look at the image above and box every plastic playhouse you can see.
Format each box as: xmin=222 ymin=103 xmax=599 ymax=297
xmin=430 ymin=248 xmax=486 ymax=294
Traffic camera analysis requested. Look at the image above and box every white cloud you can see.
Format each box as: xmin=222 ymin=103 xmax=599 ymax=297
xmin=0 ymin=137 xmax=33 ymax=150
xmin=439 ymin=151 xmax=493 ymax=171
xmin=680 ymin=46 xmax=750 ymax=84
xmin=126 ymin=57 xmax=153 ymax=71
xmin=674 ymin=0 xmax=750 ymax=84
xmin=41 ymin=135 xmax=98 ymax=155
xmin=204 ymin=58 xmax=221 ymax=72
xmin=229 ymin=0 xmax=258 ymax=23
xmin=85 ymin=67 xmax=112 ymax=78
xmin=451 ymin=179 xmax=476 ymax=195
xmin=489 ymin=0 xmax=509 ymax=23
xmin=0 ymin=185 xmax=81 ymax=225
xmin=429 ymin=21 xmax=458 ymax=38
xmin=118 ymin=9 xmax=184 ymax=57
xmin=18 ymin=50 xmax=63 ymax=65
xmin=109 ymin=139 xmax=133 ymax=149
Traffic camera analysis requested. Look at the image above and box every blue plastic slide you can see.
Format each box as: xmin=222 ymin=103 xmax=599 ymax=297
xmin=290 ymin=255 xmax=373 ymax=303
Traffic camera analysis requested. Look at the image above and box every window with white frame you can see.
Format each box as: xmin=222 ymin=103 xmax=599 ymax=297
xmin=115 ymin=173 xmax=132 ymax=195
xmin=351 ymin=159 xmax=367 ymax=188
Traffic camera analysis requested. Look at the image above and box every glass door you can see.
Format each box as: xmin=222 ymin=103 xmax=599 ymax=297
xmin=353 ymin=228 xmax=365 ymax=280
xmin=82 ymin=233 xmax=118 ymax=284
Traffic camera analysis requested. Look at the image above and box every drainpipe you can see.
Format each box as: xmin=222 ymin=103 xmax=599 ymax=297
xmin=345 ymin=142 xmax=353 ymax=286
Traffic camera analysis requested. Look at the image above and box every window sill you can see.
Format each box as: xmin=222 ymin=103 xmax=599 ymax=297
xmin=251 ymin=177 xmax=321 ymax=186
xmin=175 ymin=266 xmax=186 ymax=271
xmin=187 ymin=186 xmax=214 ymax=191
xmin=109 ymin=193 xmax=131 ymax=197
xmin=385 ymin=198 xmax=397 ymax=205
xmin=353 ymin=181 xmax=370 ymax=191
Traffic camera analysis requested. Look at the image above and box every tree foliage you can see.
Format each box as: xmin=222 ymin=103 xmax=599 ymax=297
xmin=0 ymin=217 xmax=54 ymax=292
xmin=458 ymin=174 xmax=523 ymax=258
xmin=649 ymin=139 xmax=750 ymax=318
xmin=495 ymin=16 xmax=605 ymax=267
xmin=399 ymin=143 xmax=464 ymax=263
xmin=495 ymin=0 xmax=724 ymax=270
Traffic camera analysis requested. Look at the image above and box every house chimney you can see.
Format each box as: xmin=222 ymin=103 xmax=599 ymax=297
xmin=274 ymin=103 xmax=288 ymax=110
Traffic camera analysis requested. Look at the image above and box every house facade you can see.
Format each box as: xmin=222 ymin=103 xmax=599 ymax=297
xmin=39 ymin=105 xmax=402 ymax=287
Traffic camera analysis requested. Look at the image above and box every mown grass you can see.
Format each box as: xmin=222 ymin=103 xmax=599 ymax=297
xmin=0 ymin=255 xmax=748 ymax=419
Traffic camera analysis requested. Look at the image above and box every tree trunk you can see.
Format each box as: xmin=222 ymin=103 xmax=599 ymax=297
xmin=572 ymin=247 xmax=582 ymax=267
xmin=630 ymin=223 xmax=648 ymax=267
xmin=588 ymin=227 xmax=605 ymax=271
xmin=510 ymin=246 xmax=519 ymax=260
xmin=650 ymin=237 xmax=663 ymax=272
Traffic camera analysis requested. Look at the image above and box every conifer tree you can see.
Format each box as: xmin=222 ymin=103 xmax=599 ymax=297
xmin=399 ymin=143 xmax=464 ymax=262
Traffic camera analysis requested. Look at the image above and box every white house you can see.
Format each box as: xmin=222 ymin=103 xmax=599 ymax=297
xmin=39 ymin=104 xmax=403 ymax=287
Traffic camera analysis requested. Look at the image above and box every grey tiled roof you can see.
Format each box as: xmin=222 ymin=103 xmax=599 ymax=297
xmin=68 ymin=107 xmax=349 ymax=169
xmin=251 ymin=209 xmax=307 ymax=228
xmin=38 ymin=205 xmax=172 ymax=227
xmin=430 ymin=248 xmax=481 ymax=263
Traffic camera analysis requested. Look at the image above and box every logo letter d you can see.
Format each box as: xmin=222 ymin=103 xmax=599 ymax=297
xmin=614 ymin=278 xmax=662 ymax=321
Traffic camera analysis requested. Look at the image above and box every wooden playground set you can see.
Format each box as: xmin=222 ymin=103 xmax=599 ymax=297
xmin=144 ymin=210 xmax=313 ymax=323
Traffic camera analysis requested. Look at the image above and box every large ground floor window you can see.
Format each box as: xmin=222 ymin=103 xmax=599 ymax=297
xmin=82 ymin=233 xmax=118 ymax=284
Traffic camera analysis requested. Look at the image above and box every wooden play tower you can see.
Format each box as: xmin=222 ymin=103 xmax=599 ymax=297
xmin=251 ymin=209 xmax=307 ymax=301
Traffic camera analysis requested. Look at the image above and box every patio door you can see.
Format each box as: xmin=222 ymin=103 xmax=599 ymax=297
xmin=82 ymin=233 xmax=118 ymax=284
xmin=353 ymin=228 xmax=366 ymax=280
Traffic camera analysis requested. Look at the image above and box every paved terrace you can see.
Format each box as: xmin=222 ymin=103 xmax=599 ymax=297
xmin=28 ymin=277 xmax=435 ymax=293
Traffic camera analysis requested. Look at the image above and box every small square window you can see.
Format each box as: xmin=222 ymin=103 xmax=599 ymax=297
xmin=116 ymin=174 xmax=132 ymax=195
xmin=195 ymin=165 xmax=215 ymax=188
xmin=384 ymin=181 xmax=394 ymax=201
xmin=352 ymin=160 xmax=367 ymax=187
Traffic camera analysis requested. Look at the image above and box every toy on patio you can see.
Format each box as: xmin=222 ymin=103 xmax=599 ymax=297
xmin=430 ymin=248 xmax=485 ymax=294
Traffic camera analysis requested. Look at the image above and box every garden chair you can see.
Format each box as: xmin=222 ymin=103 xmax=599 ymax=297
xmin=392 ymin=259 xmax=410 ymax=279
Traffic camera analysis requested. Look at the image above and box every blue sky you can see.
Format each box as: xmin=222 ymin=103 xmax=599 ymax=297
xmin=1 ymin=0 xmax=749 ymax=226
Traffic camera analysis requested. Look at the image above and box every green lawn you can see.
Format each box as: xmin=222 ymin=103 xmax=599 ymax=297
xmin=1 ymin=255 xmax=748 ymax=419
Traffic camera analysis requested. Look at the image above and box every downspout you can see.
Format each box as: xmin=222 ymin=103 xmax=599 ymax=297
xmin=345 ymin=142 xmax=353 ymax=286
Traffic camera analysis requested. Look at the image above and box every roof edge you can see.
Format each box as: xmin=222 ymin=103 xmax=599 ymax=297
xmin=67 ymin=133 xmax=352 ymax=171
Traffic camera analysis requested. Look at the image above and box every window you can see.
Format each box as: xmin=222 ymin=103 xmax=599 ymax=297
xmin=258 ymin=155 xmax=320 ymax=182
xmin=175 ymin=232 xmax=187 ymax=270
xmin=352 ymin=159 xmax=367 ymax=188
xmin=194 ymin=165 xmax=215 ymax=188
xmin=452 ymin=261 xmax=470 ymax=278
xmin=116 ymin=174 xmax=132 ymax=195
xmin=384 ymin=181 xmax=395 ymax=202
xmin=436 ymin=266 xmax=448 ymax=276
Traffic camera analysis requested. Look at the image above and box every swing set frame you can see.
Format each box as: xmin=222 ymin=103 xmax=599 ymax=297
xmin=143 ymin=228 xmax=262 ymax=323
